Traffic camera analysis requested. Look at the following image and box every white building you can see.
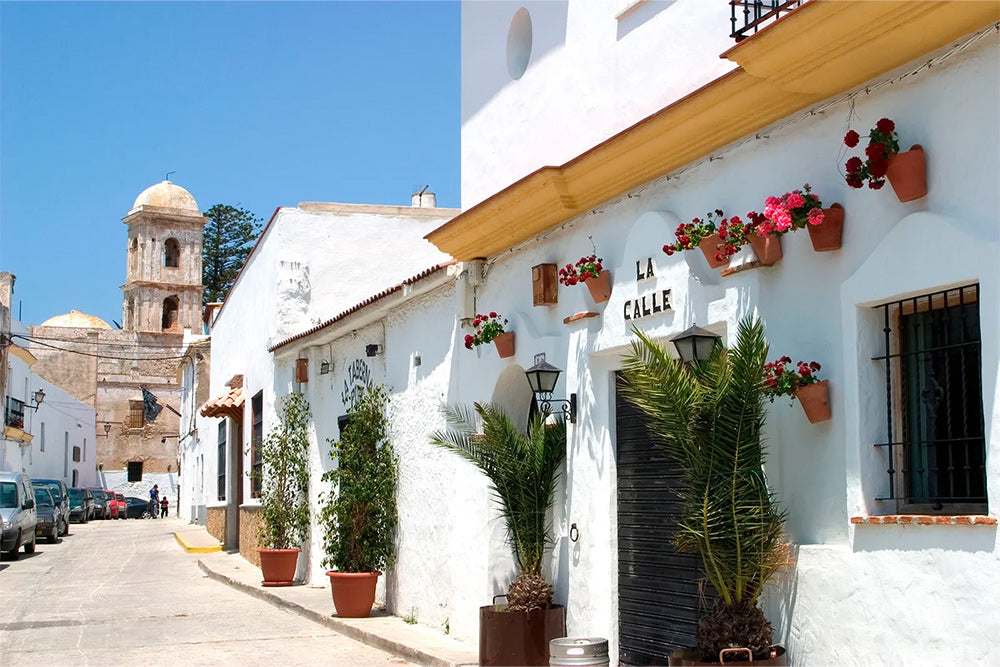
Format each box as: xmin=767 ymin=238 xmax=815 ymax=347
xmin=274 ymin=1 xmax=1000 ymax=663
xmin=1 ymin=274 xmax=98 ymax=487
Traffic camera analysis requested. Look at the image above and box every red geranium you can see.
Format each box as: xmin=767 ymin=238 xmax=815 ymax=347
xmin=763 ymin=356 xmax=823 ymax=401
xmin=465 ymin=313 xmax=508 ymax=349
xmin=558 ymin=254 xmax=604 ymax=286
xmin=843 ymin=117 xmax=901 ymax=191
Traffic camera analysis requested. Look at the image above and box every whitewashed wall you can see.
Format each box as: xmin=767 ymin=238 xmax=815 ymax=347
xmin=435 ymin=30 xmax=998 ymax=663
xmin=460 ymin=0 xmax=735 ymax=207
xmin=2 ymin=322 xmax=98 ymax=487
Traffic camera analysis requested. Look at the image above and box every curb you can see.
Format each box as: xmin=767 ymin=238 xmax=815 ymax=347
xmin=197 ymin=559 xmax=459 ymax=667
xmin=174 ymin=532 xmax=222 ymax=554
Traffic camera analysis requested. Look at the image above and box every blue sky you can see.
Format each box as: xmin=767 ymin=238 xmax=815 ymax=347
xmin=0 ymin=0 xmax=460 ymax=328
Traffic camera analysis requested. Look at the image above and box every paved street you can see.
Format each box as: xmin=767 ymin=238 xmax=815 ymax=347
xmin=0 ymin=516 xmax=409 ymax=666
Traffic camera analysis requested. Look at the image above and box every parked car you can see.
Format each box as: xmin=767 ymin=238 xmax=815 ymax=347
xmin=103 ymin=491 xmax=119 ymax=519
xmin=1 ymin=471 xmax=37 ymax=559
xmin=88 ymin=487 xmax=110 ymax=519
xmin=67 ymin=488 xmax=95 ymax=523
xmin=33 ymin=487 xmax=60 ymax=543
xmin=123 ymin=496 xmax=152 ymax=519
xmin=31 ymin=478 xmax=69 ymax=536
xmin=115 ymin=493 xmax=127 ymax=519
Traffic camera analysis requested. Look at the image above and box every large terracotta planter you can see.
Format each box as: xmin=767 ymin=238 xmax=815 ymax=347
xmin=257 ymin=548 xmax=300 ymax=587
xmin=748 ymin=233 xmax=782 ymax=266
xmin=808 ymin=204 xmax=844 ymax=252
xmin=584 ymin=270 xmax=612 ymax=304
xmin=886 ymin=144 xmax=927 ymax=202
xmin=493 ymin=331 xmax=515 ymax=359
xmin=698 ymin=234 xmax=728 ymax=269
xmin=479 ymin=603 xmax=565 ymax=666
xmin=326 ymin=570 xmax=380 ymax=618
xmin=795 ymin=380 xmax=831 ymax=424
xmin=668 ymin=645 xmax=787 ymax=666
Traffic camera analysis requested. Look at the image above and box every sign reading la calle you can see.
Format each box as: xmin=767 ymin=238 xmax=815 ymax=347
xmin=624 ymin=257 xmax=672 ymax=321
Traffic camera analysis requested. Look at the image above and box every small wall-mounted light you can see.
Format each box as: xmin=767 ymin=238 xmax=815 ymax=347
xmin=413 ymin=354 xmax=421 ymax=368
xmin=103 ymin=423 xmax=112 ymax=435
xmin=24 ymin=389 xmax=45 ymax=411
xmin=525 ymin=353 xmax=577 ymax=423
xmin=319 ymin=360 xmax=331 ymax=375
xmin=366 ymin=344 xmax=383 ymax=357
xmin=670 ymin=324 xmax=721 ymax=364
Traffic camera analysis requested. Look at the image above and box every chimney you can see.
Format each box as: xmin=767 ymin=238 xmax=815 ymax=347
xmin=411 ymin=187 xmax=437 ymax=208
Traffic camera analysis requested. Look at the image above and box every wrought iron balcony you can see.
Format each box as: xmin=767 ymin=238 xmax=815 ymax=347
xmin=730 ymin=0 xmax=803 ymax=42
xmin=5 ymin=397 xmax=25 ymax=430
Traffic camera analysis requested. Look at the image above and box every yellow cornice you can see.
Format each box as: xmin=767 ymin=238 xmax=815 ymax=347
xmin=427 ymin=0 xmax=999 ymax=260
xmin=4 ymin=426 xmax=34 ymax=443
xmin=9 ymin=344 xmax=38 ymax=366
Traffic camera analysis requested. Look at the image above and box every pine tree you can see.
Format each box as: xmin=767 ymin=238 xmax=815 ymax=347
xmin=202 ymin=204 xmax=262 ymax=303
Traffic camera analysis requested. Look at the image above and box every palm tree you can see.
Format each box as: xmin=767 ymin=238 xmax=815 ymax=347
xmin=430 ymin=403 xmax=566 ymax=611
xmin=619 ymin=317 xmax=788 ymax=662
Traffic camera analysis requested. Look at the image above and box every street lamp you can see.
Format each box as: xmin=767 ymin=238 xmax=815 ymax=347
xmin=524 ymin=354 xmax=577 ymax=423
xmin=669 ymin=324 xmax=721 ymax=364
xmin=24 ymin=389 xmax=45 ymax=411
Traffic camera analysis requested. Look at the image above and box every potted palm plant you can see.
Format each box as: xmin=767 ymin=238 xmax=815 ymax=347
xmin=620 ymin=318 xmax=790 ymax=665
xmin=257 ymin=392 xmax=311 ymax=587
xmin=320 ymin=384 xmax=398 ymax=618
xmin=430 ymin=403 xmax=566 ymax=667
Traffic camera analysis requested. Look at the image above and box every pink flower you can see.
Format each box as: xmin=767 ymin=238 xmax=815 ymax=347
xmin=807 ymin=208 xmax=824 ymax=226
xmin=786 ymin=193 xmax=805 ymax=209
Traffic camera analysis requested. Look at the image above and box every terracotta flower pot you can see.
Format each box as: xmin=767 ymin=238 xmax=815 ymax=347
xmin=257 ymin=548 xmax=300 ymax=587
xmin=748 ymin=233 xmax=782 ymax=266
xmin=668 ymin=645 xmax=787 ymax=666
xmin=493 ymin=331 xmax=515 ymax=358
xmin=584 ymin=270 xmax=612 ymax=303
xmin=795 ymin=380 xmax=831 ymax=424
xmin=808 ymin=204 xmax=844 ymax=252
xmin=479 ymin=603 xmax=565 ymax=666
xmin=326 ymin=571 xmax=381 ymax=618
xmin=886 ymin=144 xmax=927 ymax=202
xmin=698 ymin=234 xmax=728 ymax=269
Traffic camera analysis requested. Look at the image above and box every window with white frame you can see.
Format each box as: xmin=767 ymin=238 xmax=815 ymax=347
xmin=872 ymin=283 xmax=986 ymax=512
xmin=217 ymin=420 xmax=227 ymax=501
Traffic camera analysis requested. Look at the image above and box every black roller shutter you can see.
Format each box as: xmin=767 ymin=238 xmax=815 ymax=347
xmin=616 ymin=375 xmax=712 ymax=665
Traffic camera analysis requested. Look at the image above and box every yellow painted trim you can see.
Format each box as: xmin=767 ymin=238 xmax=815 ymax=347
xmin=4 ymin=426 xmax=34 ymax=442
xmin=9 ymin=344 xmax=37 ymax=366
xmin=174 ymin=531 xmax=223 ymax=554
xmin=426 ymin=1 xmax=999 ymax=260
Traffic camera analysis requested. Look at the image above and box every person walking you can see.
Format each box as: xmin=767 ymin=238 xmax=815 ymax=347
xmin=160 ymin=494 xmax=169 ymax=518
xmin=149 ymin=484 xmax=159 ymax=519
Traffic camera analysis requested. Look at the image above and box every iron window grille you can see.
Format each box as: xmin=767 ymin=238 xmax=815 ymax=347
xmin=5 ymin=397 xmax=25 ymax=429
xmin=871 ymin=283 xmax=986 ymax=512
xmin=251 ymin=391 xmax=263 ymax=499
xmin=127 ymin=400 xmax=145 ymax=429
xmin=217 ymin=420 xmax=227 ymax=501
xmin=127 ymin=461 xmax=143 ymax=483
xmin=730 ymin=0 xmax=802 ymax=42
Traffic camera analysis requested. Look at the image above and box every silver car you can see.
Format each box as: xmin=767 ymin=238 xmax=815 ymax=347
xmin=1 ymin=471 xmax=38 ymax=559
xmin=32 ymin=478 xmax=69 ymax=536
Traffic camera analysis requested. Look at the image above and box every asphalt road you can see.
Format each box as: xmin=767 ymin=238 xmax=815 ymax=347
xmin=0 ymin=516 xmax=409 ymax=666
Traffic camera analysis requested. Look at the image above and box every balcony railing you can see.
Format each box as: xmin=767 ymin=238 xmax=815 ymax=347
xmin=730 ymin=1 xmax=803 ymax=42
xmin=5 ymin=397 xmax=25 ymax=430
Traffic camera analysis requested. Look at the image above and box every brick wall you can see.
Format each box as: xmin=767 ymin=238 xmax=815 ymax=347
xmin=206 ymin=506 xmax=226 ymax=543
xmin=239 ymin=505 xmax=262 ymax=566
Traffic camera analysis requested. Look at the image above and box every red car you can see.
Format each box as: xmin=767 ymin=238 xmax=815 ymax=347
xmin=104 ymin=490 xmax=119 ymax=519
xmin=115 ymin=493 xmax=127 ymax=520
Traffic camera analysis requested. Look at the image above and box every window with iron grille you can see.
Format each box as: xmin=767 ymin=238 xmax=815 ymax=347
xmin=251 ymin=391 xmax=263 ymax=499
xmin=127 ymin=461 xmax=143 ymax=482
xmin=872 ymin=283 xmax=986 ymax=512
xmin=128 ymin=400 xmax=145 ymax=429
xmin=218 ymin=420 xmax=227 ymax=501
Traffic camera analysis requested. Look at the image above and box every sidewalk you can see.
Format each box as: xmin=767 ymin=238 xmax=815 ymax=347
xmin=193 ymin=542 xmax=478 ymax=667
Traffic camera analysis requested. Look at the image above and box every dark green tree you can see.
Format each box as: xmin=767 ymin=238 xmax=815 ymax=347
xmin=202 ymin=204 xmax=262 ymax=303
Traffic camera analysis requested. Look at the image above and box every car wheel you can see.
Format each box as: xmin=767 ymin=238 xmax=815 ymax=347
xmin=9 ymin=532 xmax=20 ymax=560
xmin=24 ymin=533 xmax=36 ymax=554
xmin=48 ymin=527 xmax=58 ymax=543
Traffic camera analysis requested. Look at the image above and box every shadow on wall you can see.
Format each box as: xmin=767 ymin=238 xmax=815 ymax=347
xmin=617 ymin=0 xmax=678 ymax=40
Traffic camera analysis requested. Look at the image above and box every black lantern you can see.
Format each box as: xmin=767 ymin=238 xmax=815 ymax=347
xmin=524 ymin=354 xmax=577 ymax=423
xmin=25 ymin=389 xmax=45 ymax=411
xmin=670 ymin=324 xmax=721 ymax=364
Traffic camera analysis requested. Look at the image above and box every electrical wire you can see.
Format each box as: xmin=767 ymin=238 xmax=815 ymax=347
xmin=10 ymin=333 xmax=188 ymax=362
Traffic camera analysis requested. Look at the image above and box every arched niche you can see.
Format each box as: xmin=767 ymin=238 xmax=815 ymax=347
xmin=161 ymin=295 xmax=180 ymax=331
xmin=164 ymin=238 xmax=180 ymax=268
xmin=490 ymin=364 xmax=534 ymax=433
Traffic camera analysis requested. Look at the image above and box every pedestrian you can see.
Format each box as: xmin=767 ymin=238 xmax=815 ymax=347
xmin=160 ymin=494 xmax=169 ymax=518
xmin=149 ymin=484 xmax=159 ymax=518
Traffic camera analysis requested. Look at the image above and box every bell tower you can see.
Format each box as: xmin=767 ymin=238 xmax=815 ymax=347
xmin=121 ymin=181 xmax=206 ymax=333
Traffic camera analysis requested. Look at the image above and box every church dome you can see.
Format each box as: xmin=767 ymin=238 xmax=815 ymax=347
xmin=131 ymin=180 xmax=199 ymax=212
xmin=39 ymin=310 xmax=112 ymax=329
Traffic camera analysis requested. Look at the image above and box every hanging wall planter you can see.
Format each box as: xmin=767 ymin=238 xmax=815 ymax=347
xmin=748 ymin=233 xmax=782 ymax=266
xmin=559 ymin=250 xmax=612 ymax=304
xmin=886 ymin=145 xmax=927 ymax=203
xmin=698 ymin=234 xmax=728 ymax=269
xmin=584 ymin=270 xmax=613 ymax=303
xmin=808 ymin=204 xmax=845 ymax=252
xmin=493 ymin=331 xmax=516 ymax=358
xmin=795 ymin=380 xmax=831 ymax=424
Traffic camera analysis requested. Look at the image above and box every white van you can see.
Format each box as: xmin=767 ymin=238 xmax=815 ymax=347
xmin=0 ymin=471 xmax=38 ymax=559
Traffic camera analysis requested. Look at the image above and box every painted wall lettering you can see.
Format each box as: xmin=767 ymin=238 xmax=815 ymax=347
xmin=624 ymin=289 xmax=672 ymax=321
xmin=340 ymin=358 xmax=372 ymax=406
xmin=635 ymin=257 xmax=656 ymax=281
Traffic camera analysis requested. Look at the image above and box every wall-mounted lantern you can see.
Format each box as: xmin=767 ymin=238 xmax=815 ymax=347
xmin=524 ymin=353 xmax=577 ymax=423
xmin=366 ymin=344 xmax=383 ymax=357
xmin=24 ymin=389 xmax=45 ymax=411
xmin=670 ymin=324 xmax=721 ymax=364
xmin=319 ymin=360 xmax=331 ymax=375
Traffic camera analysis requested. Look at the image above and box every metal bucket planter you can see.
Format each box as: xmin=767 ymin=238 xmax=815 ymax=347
xmin=479 ymin=603 xmax=565 ymax=666
xmin=668 ymin=645 xmax=787 ymax=666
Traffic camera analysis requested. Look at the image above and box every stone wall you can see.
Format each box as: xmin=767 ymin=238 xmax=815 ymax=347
xmin=206 ymin=506 xmax=226 ymax=544
xmin=239 ymin=504 xmax=262 ymax=566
